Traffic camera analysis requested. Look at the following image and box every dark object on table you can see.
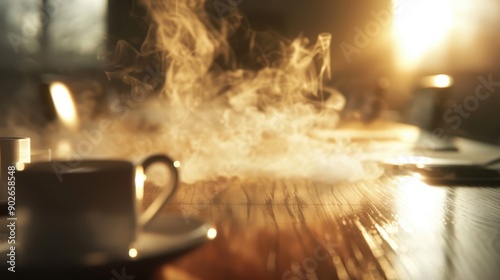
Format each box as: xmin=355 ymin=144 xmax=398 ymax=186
xmin=411 ymin=164 xmax=500 ymax=185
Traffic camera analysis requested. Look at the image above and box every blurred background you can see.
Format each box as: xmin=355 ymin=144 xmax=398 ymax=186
xmin=0 ymin=0 xmax=499 ymax=143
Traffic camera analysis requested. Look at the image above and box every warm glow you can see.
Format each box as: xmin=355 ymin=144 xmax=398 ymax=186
xmin=56 ymin=0 xmax=384 ymax=186
xmin=385 ymin=156 xmax=432 ymax=166
xmin=396 ymin=176 xmax=445 ymax=231
xmin=412 ymin=172 xmax=424 ymax=179
xmin=394 ymin=176 xmax=448 ymax=275
xmin=128 ymin=247 xmax=138 ymax=258
xmin=49 ymin=82 xmax=79 ymax=130
xmin=393 ymin=0 xmax=453 ymax=69
xmin=15 ymin=162 xmax=25 ymax=171
xmin=207 ymin=228 xmax=217 ymax=240
xmin=135 ymin=166 xmax=145 ymax=201
xmin=419 ymin=74 xmax=454 ymax=88
xmin=55 ymin=140 xmax=72 ymax=158
xmin=433 ymin=74 xmax=453 ymax=88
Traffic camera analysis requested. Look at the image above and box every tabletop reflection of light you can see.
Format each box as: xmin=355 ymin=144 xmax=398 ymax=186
xmin=173 ymin=161 xmax=181 ymax=168
xmin=207 ymin=228 xmax=217 ymax=240
xmin=397 ymin=176 xmax=446 ymax=231
xmin=129 ymin=248 xmax=138 ymax=258
xmin=395 ymin=176 xmax=447 ymax=278
xmin=399 ymin=128 xmax=420 ymax=142
xmin=385 ymin=155 xmax=432 ymax=166
xmin=412 ymin=172 xmax=423 ymax=180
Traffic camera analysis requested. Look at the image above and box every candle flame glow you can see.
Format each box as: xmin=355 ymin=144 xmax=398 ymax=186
xmin=49 ymin=82 xmax=79 ymax=130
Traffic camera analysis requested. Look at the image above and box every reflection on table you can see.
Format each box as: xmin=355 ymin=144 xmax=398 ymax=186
xmin=154 ymin=169 xmax=500 ymax=279
xmin=150 ymin=124 xmax=500 ymax=280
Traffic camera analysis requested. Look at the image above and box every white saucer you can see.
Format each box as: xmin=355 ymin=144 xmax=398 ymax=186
xmin=0 ymin=213 xmax=215 ymax=271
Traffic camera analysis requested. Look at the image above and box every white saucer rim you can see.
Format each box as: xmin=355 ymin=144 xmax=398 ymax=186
xmin=0 ymin=214 xmax=213 ymax=268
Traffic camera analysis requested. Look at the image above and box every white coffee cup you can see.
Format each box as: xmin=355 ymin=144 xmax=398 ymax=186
xmin=0 ymin=137 xmax=30 ymax=202
xmin=13 ymin=154 xmax=179 ymax=266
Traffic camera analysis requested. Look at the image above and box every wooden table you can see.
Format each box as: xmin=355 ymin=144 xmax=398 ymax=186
xmin=2 ymin=123 xmax=500 ymax=280
xmin=151 ymin=127 xmax=500 ymax=280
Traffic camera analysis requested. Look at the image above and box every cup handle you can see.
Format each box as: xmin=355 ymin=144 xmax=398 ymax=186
xmin=137 ymin=154 xmax=179 ymax=227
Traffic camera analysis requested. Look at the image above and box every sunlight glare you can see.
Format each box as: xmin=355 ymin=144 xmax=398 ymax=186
xmin=393 ymin=0 xmax=453 ymax=69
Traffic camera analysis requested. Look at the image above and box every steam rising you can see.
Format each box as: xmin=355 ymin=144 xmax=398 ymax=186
xmin=3 ymin=0 xmax=386 ymax=183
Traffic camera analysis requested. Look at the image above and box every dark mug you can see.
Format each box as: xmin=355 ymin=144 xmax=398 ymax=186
xmin=12 ymin=154 xmax=179 ymax=266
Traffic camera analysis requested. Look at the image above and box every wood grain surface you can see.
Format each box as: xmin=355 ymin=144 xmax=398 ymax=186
xmin=2 ymin=123 xmax=500 ymax=280
xmin=153 ymin=173 xmax=500 ymax=280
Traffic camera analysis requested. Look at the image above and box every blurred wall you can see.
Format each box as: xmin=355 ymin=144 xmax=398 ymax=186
xmin=240 ymin=0 xmax=500 ymax=143
xmin=1 ymin=0 xmax=499 ymax=143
